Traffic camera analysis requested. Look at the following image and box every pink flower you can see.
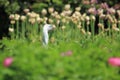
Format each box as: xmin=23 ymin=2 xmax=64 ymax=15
xmin=82 ymin=1 xmax=90 ymax=5
xmin=90 ymin=0 xmax=98 ymax=4
xmin=100 ymin=3 xmax=109 ymax=9
xmin=3 ymin=57 xmax=13 ymax=67
xmin=66 ymin=50 xmax=73 ymax=56
xmin=108 ymin=57 xmax=120 ymax=67
xmin=88 ymin=7 xmax=97 ymax=15
xmin=107 ymin=8 xmax=116 ymax=14
xmin=61 ymin=50 xmax=73 ymax=56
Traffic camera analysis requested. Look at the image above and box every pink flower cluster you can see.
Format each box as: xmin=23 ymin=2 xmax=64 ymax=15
xmin=88 ymin=7 xmax=97 ymax=15
xmin=61 ymin=50 xmax=73 ymax=56
xmin=3 ymin=57 xmax=13 ymax=67
xmin=90 ymin=0 xmax=98 ymax=4
xmin=108 ymin=57 xmax=120 ymax=67
xmin=100 ymin=2 xmax=109 ymax=9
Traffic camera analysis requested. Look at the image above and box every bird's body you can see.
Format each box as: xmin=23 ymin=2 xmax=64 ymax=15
xmin=42 ymin=24 xmax=53 ymax=45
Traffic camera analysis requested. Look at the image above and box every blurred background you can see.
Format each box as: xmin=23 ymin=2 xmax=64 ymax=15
xmin=0 ymin=0 xmax=120 ymax=39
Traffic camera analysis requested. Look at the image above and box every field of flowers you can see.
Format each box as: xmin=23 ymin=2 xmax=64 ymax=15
xmin=0 ymin=3 xmax=120 ymax=80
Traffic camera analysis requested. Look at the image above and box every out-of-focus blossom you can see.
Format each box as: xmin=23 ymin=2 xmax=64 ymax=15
xmin=56 ymin=20 xmax=60 ymax=25
xmin=114 ymin=18 xmax=117 ymax=24
xmin=43 ymin=17 xmax=48 ymax=24
xmin=29 ymin=12 xmax=37 ymax=18
xmin=73 ymin=11 xmax=81 ymax=17
xmin=117 ymin=10 xmax=120 ymax=18
xmin=87 ymin=32 xmax=91 ymax=35
xmin=20 ymin=15 xmax=26 ymax=21
xmin=66 ymin=50 xmax=73 ymax=56
xmin=61 ymin=18 xmax=66 ymax=23
xmin=88 ymin=7 xmax=97 ymax=15
xmin=85 ymin=16 xmax=90 ymax=21
xmin=61 ymin=50 xmax=73 ymax=56
xmin=10 ymin=20 xmax=16 ymax=24
xmin=106 ymin=14 xmax=114 ymax=23
xmin=118 ymin=20 xmax=120 ymax=24
xmin=98 ymin=23 xmax=104 ymax=30
xmin=113 ymin=27 xmax=120 ymax=32
xmin=41 ymin=9 xmax=47 ymax=16
xmin=55 ymin=15 xmax=61 ymax=19
xmin=81 ymin=16 xmax=85 ymax=21
xmin=108 ymin=57 xmax=120 ymax=67
xmin=82 ymin=0 xmax=90 ymax=5
xmin=87 ymin=21 xmax=90 ymax=25
xmin=112 ymin=24 xmax=119 ymax=31
xmin=90 ymin=0 xmax=97 ymax=4
xmin=113 ymin=3 xmax=120 ymax=9
xmin=3 ymin=57 xmax=13 ymax=67
xmin=100 ymin=2 xmax=109 ymax=9
xmin=14 ymin=14 xmax=20 ymax=21
xmin=77 ymin=23 xmax=82 ymax=29
xmin=48 ymin=7 xmax=54 ymax=13
xmin=52 ymin=25 xmax=56 ymax=29
xmin=24 ymin=8 xmax=30 ymax=13
xmin=75 ymin=7 xmax=81 ymax=11
xmin=29 ymin=18 xmax=36 ymax=24
xmin=107 ymin=8 xmax=116 ymax=14
xmin=99 ymin=14 xmax=106 ymax=19
xmin=62 ymin=10 xmax=72 ymax=16
xmin=54 ymin=11 xmax=58 ymax=15
xmin=9 ymin=14 xmax=15 ymax=20
xmin=83 ymin=13 xmax=87 ymax=18
xmin=61 ymin=26 xmax=66 ymax=30
xmin=60 ymin=12 xmax=65 ymax=17
xmin=64 ymin=4 xmax=71 ymax=11
xmin=9 ymin=28 xmax=14 ymax=32
xmin=91 ymin=15 xmax=96 ymax=21
xmin=81 ymin=29 xmax=86 ymax=34
xmin=97 ymin=8 xmax=104 ymax=15
xmin=36 ymin=17 xmax=41 ymax=23
xmin=77 ymin=25 xmax=81 ymax=29
xmin=48 ymin=18 xmax=53 ymax=24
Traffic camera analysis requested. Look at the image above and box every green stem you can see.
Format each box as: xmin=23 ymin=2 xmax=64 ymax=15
xmin=118 ymin=19 xmax=120 ymax=34
xmin=91 ymin=19 xmax=95 ymax=38
xmin=16 ymin=21 xmax=19 ymax=39
xmin=10 ymin=24 xmax=14 ymax=39
xmin=21 ymin=21 xmax=25 ymax=39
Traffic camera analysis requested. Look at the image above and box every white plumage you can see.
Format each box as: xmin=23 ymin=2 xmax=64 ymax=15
xmin=42 ymin=24 xmax=53 ymax=45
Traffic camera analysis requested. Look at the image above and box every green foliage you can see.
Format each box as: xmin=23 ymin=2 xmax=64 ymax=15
xmin=5 ymin=2 xmax=20 ymax=14
xmin=32 ymin=3 xmax=48 ymax=12
xmin=0 ymin=37 xmax=120 ymax=80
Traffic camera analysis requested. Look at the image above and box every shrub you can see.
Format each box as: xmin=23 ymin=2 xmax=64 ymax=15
xmin=0 ymin=37 xmax=120 ymax=80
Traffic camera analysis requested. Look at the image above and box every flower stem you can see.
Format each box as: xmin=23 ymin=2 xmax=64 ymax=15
xmin=16 ymin=21 xmax=19 ymax=39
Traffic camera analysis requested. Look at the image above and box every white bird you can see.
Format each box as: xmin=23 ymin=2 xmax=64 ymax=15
xmin=42 ymin=24 xmax=53 ymax=45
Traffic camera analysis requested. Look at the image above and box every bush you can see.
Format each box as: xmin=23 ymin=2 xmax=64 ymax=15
xmin=0 ymin=37 xmax=120 ymax=80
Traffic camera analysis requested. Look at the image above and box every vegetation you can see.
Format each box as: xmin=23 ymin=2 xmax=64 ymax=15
xmin=0 ymin=0 xmax=120 ymax=80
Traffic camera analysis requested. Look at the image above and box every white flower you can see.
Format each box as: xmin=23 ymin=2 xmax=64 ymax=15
xmin=9 ymin=28 xmax=14 ymax=32
xmin=9 ymin=14 xmax=15 ymax=20
xmin=14 ymin=14 xmax=20 ymax=20
xmin=20 ymin=15 xmax=26 ymax=21
xmin=41 ymin=9 xmax=47 ymax=16
xmin=24 ymin=8 xmax=30 ymax=13
xmin=64 ymin=4 xmax=71 ymax=11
